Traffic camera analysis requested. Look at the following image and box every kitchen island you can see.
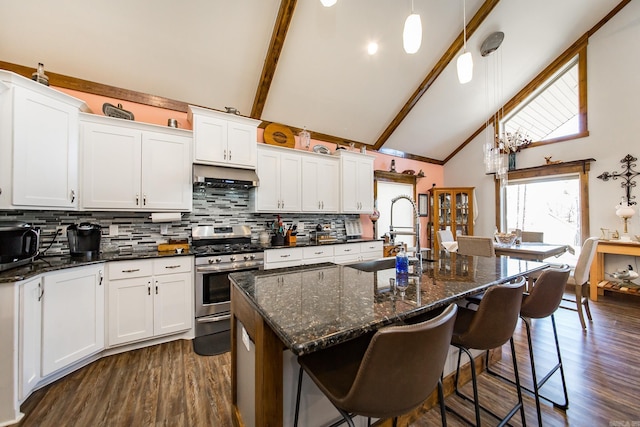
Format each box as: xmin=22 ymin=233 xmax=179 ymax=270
xmin=229 ymin=253 xmax=547 ymax=427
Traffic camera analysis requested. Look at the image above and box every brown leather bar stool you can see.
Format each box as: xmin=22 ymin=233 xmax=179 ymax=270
xmin=447 ymin=277 xmax=527 ymax=427
xmin=488 ymin=265 xmax=571 ymax=427
xmin=293 ymin=304 xmax=458 ymax=427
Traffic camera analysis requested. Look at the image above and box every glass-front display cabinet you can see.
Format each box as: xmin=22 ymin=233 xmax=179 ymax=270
xmin=428 ymin=187 xmax=474 ymax=252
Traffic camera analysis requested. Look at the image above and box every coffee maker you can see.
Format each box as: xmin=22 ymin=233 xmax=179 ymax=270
xmin=67 ymin=223 xmax=101 ymax=258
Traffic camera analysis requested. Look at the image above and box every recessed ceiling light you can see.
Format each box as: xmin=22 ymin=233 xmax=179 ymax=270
xmin=367 ymin=42 xmax=379 ymax=55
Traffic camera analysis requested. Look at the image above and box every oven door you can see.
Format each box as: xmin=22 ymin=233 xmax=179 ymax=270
xmin=195 ymin=265 xmax=260 ymax=318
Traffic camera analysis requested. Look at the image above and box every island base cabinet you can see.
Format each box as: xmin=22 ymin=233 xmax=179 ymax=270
xmin=41 ymin=265 xmax=105 ymax=377
xmin=234 ymin=318 xmax=373 ymax=427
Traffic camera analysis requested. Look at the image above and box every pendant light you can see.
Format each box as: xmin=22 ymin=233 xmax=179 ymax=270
xmin=320 ymin=0 xmax=337 ymax=7
xmin=403 ymin=0 xmax=422 ymax=54
xmin=457 ymin=0 xmax=473 ymax=84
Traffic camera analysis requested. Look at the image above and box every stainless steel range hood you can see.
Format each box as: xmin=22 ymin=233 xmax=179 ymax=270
xmin=193 ymin=164 xmax=259 ymax=189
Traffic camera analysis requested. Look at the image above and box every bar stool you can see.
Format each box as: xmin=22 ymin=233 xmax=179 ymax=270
xmin=447 ymin=277 xmax=526 ymax=427
xmin=488 ymin=266 xmax=571 ymax=426
xmin=293 ymin=304 xmax=458 ymax=427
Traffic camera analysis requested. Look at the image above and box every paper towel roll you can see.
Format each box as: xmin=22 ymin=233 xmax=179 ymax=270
xmin=150 ymin=213 xmax=182 ymax=223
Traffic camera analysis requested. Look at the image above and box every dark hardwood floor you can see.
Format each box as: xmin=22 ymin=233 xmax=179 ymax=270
xmin=15 ymin=291 xmax=640 ymax=426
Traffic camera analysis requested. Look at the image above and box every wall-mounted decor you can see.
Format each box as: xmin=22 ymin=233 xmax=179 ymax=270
xmin=418 ymin=193 xmax=429 ymax=217
xmin=597 ymin=154 xmax=639 ymax=205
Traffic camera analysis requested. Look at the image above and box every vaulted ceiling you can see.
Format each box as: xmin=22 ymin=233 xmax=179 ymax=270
xmin=0 ymin=0 xmax=628 ymax=164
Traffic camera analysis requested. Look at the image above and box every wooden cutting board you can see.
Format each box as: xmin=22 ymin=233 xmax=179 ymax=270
xmin=263 ymin=123 xmax=295 ymax=148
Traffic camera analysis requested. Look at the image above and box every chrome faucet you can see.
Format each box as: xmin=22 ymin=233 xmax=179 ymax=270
xmin=389 ymin=195 xmax=422 ymax=273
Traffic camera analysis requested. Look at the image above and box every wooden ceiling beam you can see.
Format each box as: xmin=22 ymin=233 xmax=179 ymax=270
xmin=0 ymin=61 xmax=190 ymax=113
xmin=250 ymin=0 xmax=297 ymax=119
xmin=372 ymin=0 xmax=501 ymax=151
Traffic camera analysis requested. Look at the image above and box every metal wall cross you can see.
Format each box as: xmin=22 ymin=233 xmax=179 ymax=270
xmin=597 ymin=154 xmax=639 ymax=205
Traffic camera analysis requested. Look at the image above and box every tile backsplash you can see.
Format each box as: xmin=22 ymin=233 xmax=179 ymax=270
xmin=0 ymin=187 xmax=358 ymax=255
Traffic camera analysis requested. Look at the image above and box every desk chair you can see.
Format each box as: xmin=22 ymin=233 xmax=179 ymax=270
xmin=457 ymin=236 xmax=495 ymax=257
xmin=561 ymin=237 xmax=599 ymax=329
xmin=447 ymin=278 xmax=526 ymax=427
xmin=294 ymin=304 xmax=458 ymax=427
xmin=488 ymin=266 xmax=571 ymax=426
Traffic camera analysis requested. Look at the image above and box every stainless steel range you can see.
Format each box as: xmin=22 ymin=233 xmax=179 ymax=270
xmin=192 ymin=225 xmax=263 ymax=355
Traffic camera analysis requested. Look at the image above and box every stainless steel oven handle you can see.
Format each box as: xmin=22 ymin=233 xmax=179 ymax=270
xmin=197 ymin=314 xmax=231 ymax=323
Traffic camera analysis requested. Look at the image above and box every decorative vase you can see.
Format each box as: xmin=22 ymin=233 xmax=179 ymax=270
xmin=508 ymin=152 xmax=516 ymax=171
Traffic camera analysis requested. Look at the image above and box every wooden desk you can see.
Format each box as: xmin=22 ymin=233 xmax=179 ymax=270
xmin=494 ymin=243 xmax=570 ymax=262
xmin=590 ymin=240 xmax=640 ymax=301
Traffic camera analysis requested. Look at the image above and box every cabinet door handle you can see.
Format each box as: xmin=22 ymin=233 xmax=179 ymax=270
xmin=314 ymin=251 xmax=323 ymax=255
xmin=224 ymin=149 xmax=227 ymax=160
xmin=143 ymin=195 xmax=147 ymax=206
xmin=99 ymin=270 xmax=103 ymax=286
xmin=318 ymin=201 xmax=321 ymax=209
xmin=280 ymin=254 xmax=291 ymax=258
xmin=136 ymin=193 xmax=139 ymax=205
xmin=122 ymin=268 xmax=140 ymax=273
xmin=70 ymin=190 xmax=76 ymax=203
xmin=38 ymin=282 xmax=44 ymax=302
xmin=229 ymin=150 xmax=232 ymax=160
xmin=165 ymin=265 xmax=180 ymax=269
xmin=321 ymin=201 xmax=324 ymax=209
xmin=155 ymin=280 xmax=159 ymax=294
xmin=344 ymin=249 xmax=352 ymax=252
xmin=148 ymin=281 xmax=151 ymax=295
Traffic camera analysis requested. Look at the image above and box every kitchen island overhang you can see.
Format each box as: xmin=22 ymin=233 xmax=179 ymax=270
xmin=229 ymin=255 xmax=548 ymax=426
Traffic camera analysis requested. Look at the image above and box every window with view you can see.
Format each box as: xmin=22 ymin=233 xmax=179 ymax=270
xmin=497 ymin=45 xmax=588 ymax=148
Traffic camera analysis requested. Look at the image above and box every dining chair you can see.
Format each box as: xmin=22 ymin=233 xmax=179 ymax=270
xmin=521 ymin=231 xmax=544 ymax=243
xmin=437 ymin=229 xmax=454 ymax=245
xmin=447 ymin=277 xmax=526 ymax=427
xmin=456 ymin=235 xmax=495 ymax=257
xmin=561 ymin=237 xmax=599 ymax=329
xmin=487 ymin=266 xmax=571 ymax=426
xmin=293 ymin=304 xmax=458 ymax=427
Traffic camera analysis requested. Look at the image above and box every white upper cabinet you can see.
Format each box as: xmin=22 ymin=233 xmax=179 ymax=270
xmin=301 ymin=153 xmax=339 ymax=213
xmin=255 ymin=145 xmax=301 ymax=212
xmin=336 ymin=151 xmax=375 ymax=214
xmin=0 ymin=71 xmax=89 ymax=210
xmin=80 ymin=114 xmax=192 ymax=212
xmin=188 ymin=105 xmax=259 ymax=169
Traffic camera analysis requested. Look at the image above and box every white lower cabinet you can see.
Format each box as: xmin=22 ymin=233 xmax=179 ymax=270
xmin=19 ymin=277 xmax=42 ymax=400
xmin=334 ymin=241 xmax=383 ymax=264
xmin=41 ymin=265 xmax=105 ymax=377
xmin=264 ymin=247 xmax=304 ymax=270
xmin=107 ymin=257 xmax=193 ymax=347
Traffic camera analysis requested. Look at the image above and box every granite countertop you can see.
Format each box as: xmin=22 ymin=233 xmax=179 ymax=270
xmin=229 ymin=254 xmax=547 ymax=356
xmin=0 ymin=250 xmax=192 ymax=283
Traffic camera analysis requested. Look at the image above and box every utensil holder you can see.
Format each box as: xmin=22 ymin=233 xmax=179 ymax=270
xmin=272 ymin=234 xmax=285 ymax=246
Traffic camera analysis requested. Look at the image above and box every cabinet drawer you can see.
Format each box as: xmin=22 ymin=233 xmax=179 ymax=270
xmin=265 ymin=247 xmax=303 ymax=264
xmin=153 ymin=256 xmax=192 ymax=275
xmin=303 ymin=246 xmax=334 ymax=259
xmin=360 ymin=241 xmax=383 ymax=254
xmin=334 ymin=244 xmax=360 ymax=256
xmin=108 ymin=260 xmax=153 ymax=280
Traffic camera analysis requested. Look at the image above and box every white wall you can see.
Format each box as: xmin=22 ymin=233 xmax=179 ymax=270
xmin=444 ymin=1 xmax=640 ymax=271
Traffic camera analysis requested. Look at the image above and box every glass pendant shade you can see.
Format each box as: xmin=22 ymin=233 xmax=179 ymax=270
xmin=403 ymin=13 xmax=422 ymax=54
xmin=320 ymin=0 xmax=337 ymax=7
xmin=457 ymin=51 xmax=473 ymax=84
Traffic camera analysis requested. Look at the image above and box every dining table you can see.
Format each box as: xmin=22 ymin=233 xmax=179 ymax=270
xmin=494 ymin=242 xmax=571 ymax=262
